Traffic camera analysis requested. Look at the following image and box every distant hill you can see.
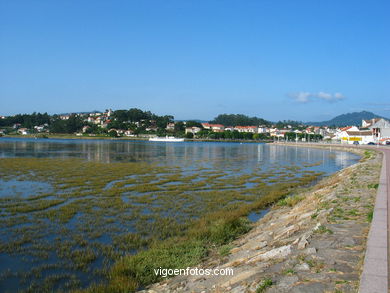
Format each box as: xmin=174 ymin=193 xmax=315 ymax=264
xmin=307 ymin=111 xmax=388 ymax=127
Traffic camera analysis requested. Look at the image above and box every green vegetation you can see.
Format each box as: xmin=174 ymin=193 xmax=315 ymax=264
xmin=256 ymin=278 xmax=273 ymax=293
xmin=0 ymin=157 xmax=324 ymax=292
xmin=210 ymin=114 xmax=270 ymax=127
xmin=277 ymin=194 xmax=304 ymax=207
xmin=314 ymin=225 xmax=333 ymax=234
xmin=367 ymin=183 xmax=379 ymax=189
xmin=218 ymin=244 xmax=233 ymax=257
xmin=367 ymin=210 xmax=374 ymax=222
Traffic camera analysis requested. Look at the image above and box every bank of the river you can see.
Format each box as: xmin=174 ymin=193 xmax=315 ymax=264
xmin=140 ymin=146 xmax=382 ymax=293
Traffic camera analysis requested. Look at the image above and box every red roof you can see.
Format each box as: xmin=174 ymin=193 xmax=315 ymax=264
xmin=235 ymin=126 xmax=257 ymax=129
xmin=202 ymin=123 xmax=224 ymax=127
xmin=340 ymin=126 xmax=353 ymax=132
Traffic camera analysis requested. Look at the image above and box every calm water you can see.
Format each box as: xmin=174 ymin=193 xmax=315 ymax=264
xmin=0 ymin=137 xmax=360 ymax=292
xmin=0 ymin=137 xmax=358 ymax=172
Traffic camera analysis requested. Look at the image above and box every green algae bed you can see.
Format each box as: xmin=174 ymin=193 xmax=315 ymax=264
xmin=0 ymin=157 xmax=325 ymax=292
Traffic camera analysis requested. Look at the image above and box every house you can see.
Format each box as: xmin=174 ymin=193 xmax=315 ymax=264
xmin=34 ymin=125 xmax=46 ymax=132
xmin=362 ymin=118 xmax=381 ymax=128
xmin=124 ymin=130 xmax=134 ymax=137
xmin=82 ymin=126 xmax=91 ymax=133
xmin=59 ymin=114 xmax=70 ymax=120
xmin=201 ymin=123 xmax=225 ymax=132
xmin=87 ymin=117 xmax=98 ymax=124
xmin=340 ymin=130 xmax=374 ymax=144
xmin=369 ymin=118 xmax=390 ymax=143
xmin=234 ymin=126 xmax=258 ymax=133
xmin=17 ymin=128 xmax=29 ymax=135
xmin=185 ymin=127 xmax=202 ymax=135
xmin=105 ymin=109 xmax=113 ymax=117
xmin=258 ymin=126 xmax=268 ymax=134
xmin=334 ymin=126 xmax=359 ymax=140
xmin=166 ymin=123 xmax=175 ymax=131
xmin=146 ymin=126 xmax=158 ymax=132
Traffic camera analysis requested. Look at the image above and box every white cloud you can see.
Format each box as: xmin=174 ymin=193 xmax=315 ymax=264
xmin=289 ymin=91 xmax=345 ymax=103
xmin=290 ymin=92 xmax=311 ymax=103
xmin=316 ymin=91 xmax=332 ymax=100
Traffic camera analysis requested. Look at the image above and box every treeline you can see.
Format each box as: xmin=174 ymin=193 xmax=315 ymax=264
xmin=0 ymin=112 xmax=51 ymax=128
xmin=210 ymin=114 xmax=270 ymax=126
xmin=0 ymin=108 xmax=176 ymax=134
xmin=49 ymin=115 xmax=85 ymax=133
xmin=210 ymin=114 xmax=305 ymax=128
xmin=108 ymin=109 xmax=174 ymax=131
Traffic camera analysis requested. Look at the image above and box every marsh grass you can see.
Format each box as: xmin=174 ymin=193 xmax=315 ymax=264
xmin=0 ymin=156 xmax=325 ymax=292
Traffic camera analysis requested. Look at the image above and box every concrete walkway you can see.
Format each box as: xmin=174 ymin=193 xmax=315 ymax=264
xmin=359 ymin=147 xmax=389 ymax=293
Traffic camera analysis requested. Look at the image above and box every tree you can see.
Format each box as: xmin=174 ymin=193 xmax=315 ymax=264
xmin=210 ymin=114 xmax=270 ymax=127
xmin=185 ymin=121 xmax=203 ymax=128
xmin=108 ymin=130 xmax=118 ymax=137
xmin=174 ymin=122 xmax=185 ymax=132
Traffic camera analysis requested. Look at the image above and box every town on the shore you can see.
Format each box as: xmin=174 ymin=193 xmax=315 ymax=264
xmin=0 ymin=108 xmax=389 ymax=145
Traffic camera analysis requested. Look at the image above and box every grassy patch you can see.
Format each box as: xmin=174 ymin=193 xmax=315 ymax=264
xmin=256 ymin=278 xmax=273 ymax=293
xmin=277 ymin=194 xmax=304 ymax=207
xmin=367 ymin=210 xmax=374 ymax=222
xmin=367 ymin=183 xmax=379 ymax=189
xmin=314 ymin=225 xmax=333 ymax=234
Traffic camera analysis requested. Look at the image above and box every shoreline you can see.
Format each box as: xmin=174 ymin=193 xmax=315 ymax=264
xmin=141 ymin=145 xmax=382 ymax=292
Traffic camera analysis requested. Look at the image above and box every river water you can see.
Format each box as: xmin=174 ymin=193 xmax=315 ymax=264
xmin=0 ymin=138 xmax=359 ymax=292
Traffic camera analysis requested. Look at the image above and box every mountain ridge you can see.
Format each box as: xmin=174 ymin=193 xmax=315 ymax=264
xmin=307 ymin=111 xmax=388 ymax=127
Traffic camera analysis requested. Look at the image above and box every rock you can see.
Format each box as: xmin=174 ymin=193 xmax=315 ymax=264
xmin=297 ymin=237 xmax=308 ymax=249
xmin=220 ymin=269 xmax=261 ymax=287
xmin=303 ymin=247 xmax=317 ymax=255
xmin=298 ymin=211 xmax=315 ymax=220
xmin=254 ymin=241 xmax=268 ymax=250
xmin=248 ymin=245 xmax=292 ymax=263
xmin=290 ymin=282 xmax=329 ymax=293
xmin=313 ymin=222 xmax=321 ymax=231
xmin=274 ymin=225 xmax=299 ymax=240
xmin=340 ymin=237 xmax=356 ymax=246
xmin=278 ymin=276 xmax=299 ymax=289
xmin=295 ymin=263 xmax=310 ymax=271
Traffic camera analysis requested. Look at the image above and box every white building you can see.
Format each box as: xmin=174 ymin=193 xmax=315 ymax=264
xmin=234 ymin=126 xmax=258 ymax=133
xmin=201 ymin=123 xmax=225 ymax=132
xmin=166 ymin=123 xmax=175 ymax=131
xmin=362 ymin=118 xmax=381 ymax=128
xmin=340 ymin=130 xmax=374 ymax=144
xmin=258 ymin=127 xmax=268 ymax=134
xmin=185 ymin=127 xmax=202 ymax=134
xmin=369 ymin=118 xmax=390 ymax=144
xmin=17 ymin=128 xmax=29 ymax=135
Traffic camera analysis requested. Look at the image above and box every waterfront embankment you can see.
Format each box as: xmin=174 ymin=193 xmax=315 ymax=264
xmin=141 ymin=145 xmax=382 ymax=292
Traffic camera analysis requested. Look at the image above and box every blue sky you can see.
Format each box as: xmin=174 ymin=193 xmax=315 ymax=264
xmin=0 ymin=0 xmax=389 ymax=122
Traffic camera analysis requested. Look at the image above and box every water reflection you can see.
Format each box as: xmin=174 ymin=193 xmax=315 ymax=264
xmin=0 ymin=138 xmax=359 ymax=175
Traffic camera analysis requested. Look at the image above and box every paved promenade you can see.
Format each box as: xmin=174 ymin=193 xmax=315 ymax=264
xmin=359 ymin=146 xmax=390 ymax=293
